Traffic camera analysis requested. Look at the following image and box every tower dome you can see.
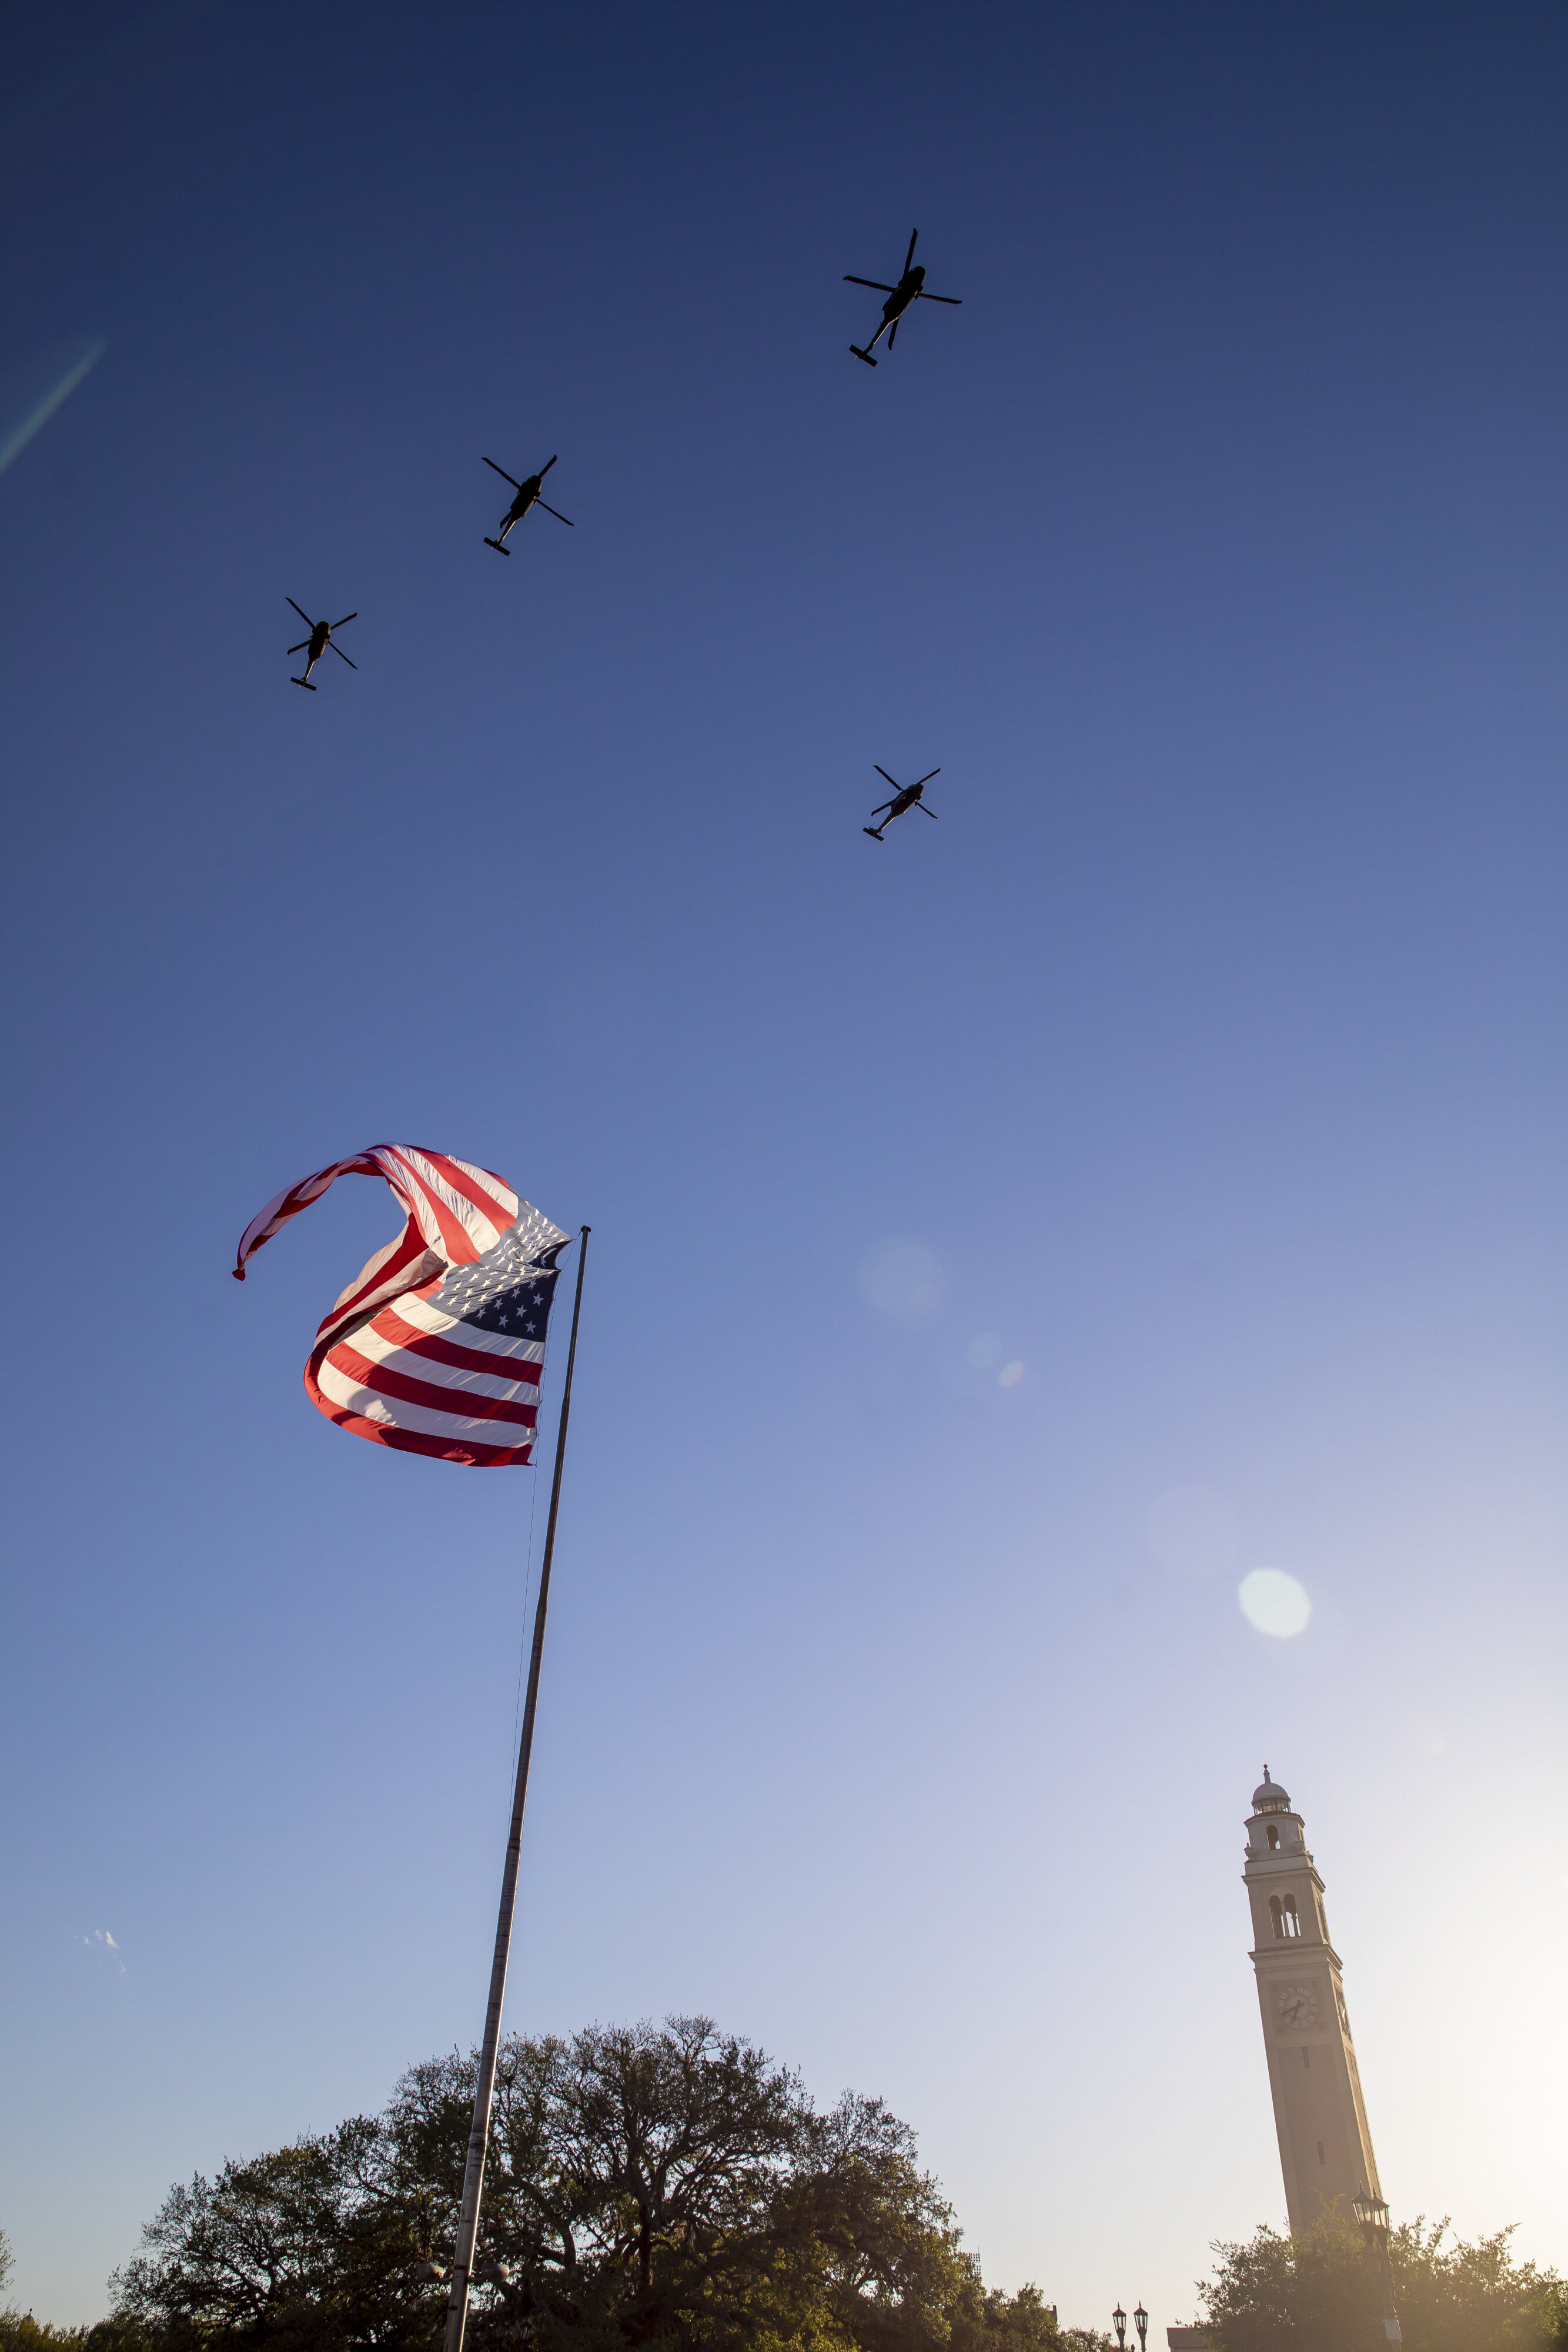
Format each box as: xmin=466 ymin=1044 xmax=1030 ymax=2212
xmin=1251 ymin=1766 xmax=1292 ymax=1812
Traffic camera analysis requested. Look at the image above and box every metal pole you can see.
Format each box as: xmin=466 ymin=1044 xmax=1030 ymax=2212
xmin=442 ymin=1226 xmax=591 ymax=2352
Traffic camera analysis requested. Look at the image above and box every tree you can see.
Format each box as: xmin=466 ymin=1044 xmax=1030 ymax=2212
xmin=108 ymin=2118 xmax=436 ymax=2352
xmin=1198 ymin=2209 xmax=1567 ymax=2352
xmin=1382 ymin=2219 xmax=1567 ymax=2352
xmin=109 ymin=2017 xmax=1065 ymax=2352
xmin=0 ymin=2227 xmax=94 ymax=2352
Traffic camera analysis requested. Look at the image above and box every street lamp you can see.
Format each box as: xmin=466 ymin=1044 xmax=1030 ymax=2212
xmin=1351 ymin=2187 xmax=1402 ymax=2344
xmin=1113 ymin=2307 xmax=1128 ymax=2350
xmin=1134 ymin=2304 xmax=1149 ymax=2352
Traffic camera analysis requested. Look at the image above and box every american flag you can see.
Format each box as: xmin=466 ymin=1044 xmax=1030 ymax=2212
xmin=234 ymin=1144 xmax=570 ymax=1466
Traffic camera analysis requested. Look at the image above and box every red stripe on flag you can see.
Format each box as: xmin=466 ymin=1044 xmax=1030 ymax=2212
xmin=327 ymin=1339 xmax=540 ymax=1427
xmin=314 ymin=1398 xmax=533 ymax=1466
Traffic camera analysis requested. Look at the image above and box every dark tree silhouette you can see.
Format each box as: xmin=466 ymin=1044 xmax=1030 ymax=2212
xmin=107 ymin=2018 xmax=1065 ymax=2352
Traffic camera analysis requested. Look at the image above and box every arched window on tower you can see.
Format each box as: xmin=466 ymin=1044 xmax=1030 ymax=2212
xmin=1269 ymin=1894 xmax=1302 ymax=1939
xmin=1266 ymin=1826 xmax=1281 ymax=1850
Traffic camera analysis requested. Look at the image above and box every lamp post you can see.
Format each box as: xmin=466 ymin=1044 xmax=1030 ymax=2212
xmin=1351 ymin=2189 xmax=1402 ymax=2344
xmin=1134 ymin=2304 xmax=1149 ymax=2352
xmin=1113 ymin=2308 xmax=1128 ymax=2351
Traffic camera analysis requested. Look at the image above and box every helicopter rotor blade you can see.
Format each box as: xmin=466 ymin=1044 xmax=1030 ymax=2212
xmin=286 ymin=597 xmax=313 ymax=625
xmin=873 ymin=766 xmax=900 ymax=788
xmin=913 ymin=769 xmax=941 ymax=788
xmin=286 ymin=640 xmax=310 ymax=655
xmin=918 ymin=292 xmax=962 ymax=304
xmin=918 ymin=802 xmax=938 ymax=817
xmin=843 ymin=276 xmax=897 ymax=292
xmin=540 ymin=454 xmax=558 ymax=475
xmin=537 ymin=500 xmax=574 ymax=525
xmin=331 ymin=612 xmax=357 ymax=630
xmin=483 ymin=456 xmax=523 ymax=488
xmin=330 ymin=642 xmax=359 ymax=667
xmin=902 ymin=226 xmax=918 ymax=276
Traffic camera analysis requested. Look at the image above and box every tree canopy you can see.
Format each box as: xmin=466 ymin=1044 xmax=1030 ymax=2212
xmin=1196 ymin=2209 xmax=1567 ymax=2352
xmin=106 ymin=2017 xmax=1065 ymax=2352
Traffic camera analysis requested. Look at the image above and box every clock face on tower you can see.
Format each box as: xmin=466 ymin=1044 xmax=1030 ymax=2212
xmin=1277 ymin=1983 xmax=1319 ymax=2029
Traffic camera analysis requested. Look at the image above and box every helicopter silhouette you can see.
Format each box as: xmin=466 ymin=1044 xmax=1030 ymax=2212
xmin=844 ymin=228 xmax=961 ymax=366
xmin=286 ymin=599 xmax=357 ymax=690
xmin=482 ymin=454 xmax=573 ymax=554
xmin=863 ymin=765 xmax=940 ymax=839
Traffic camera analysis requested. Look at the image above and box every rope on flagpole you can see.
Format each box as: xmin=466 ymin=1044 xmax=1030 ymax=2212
xmin=442 ymin=1225 xmax=591 ymax=2352
xmin=510 ymin=1455 xmax=543 ymax=1765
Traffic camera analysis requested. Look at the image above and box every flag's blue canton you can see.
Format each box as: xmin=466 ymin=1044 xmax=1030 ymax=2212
xmin=430 ymin=1230 xmax=564 ymax=1338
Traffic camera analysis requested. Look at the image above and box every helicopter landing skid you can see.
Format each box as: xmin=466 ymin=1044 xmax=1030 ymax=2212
xmin=483 ymin=536 xmax=511 ymax=555
xmin=290 ymin=676 xmax=317 ymax=690
xmin=850 ymin=345 xmax=878 ymax=367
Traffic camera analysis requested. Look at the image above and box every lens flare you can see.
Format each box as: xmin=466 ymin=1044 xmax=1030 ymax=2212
xmin=1238 ymin=1568 xmax=1312 ymax=1638
xmin=857 ymin=1237 xmax=942 ymax=1320
xmin=997 ymin=1361 xmax=1025 ymax=1388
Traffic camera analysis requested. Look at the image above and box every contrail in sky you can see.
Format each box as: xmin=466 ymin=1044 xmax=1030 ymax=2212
xmin=0 ymin=337 xmax=106 ymax=477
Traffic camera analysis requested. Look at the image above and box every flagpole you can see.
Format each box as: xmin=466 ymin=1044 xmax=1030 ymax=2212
xmin=442 ymin=1224 xmax=591 ymax=2352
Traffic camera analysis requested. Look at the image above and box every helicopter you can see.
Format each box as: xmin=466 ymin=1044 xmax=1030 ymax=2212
xmin=286 ymin=599 xmax=357 ymax=690
xmin=863 ymin=765 xmax=940 ymax=839
xmin=482 ymin=453 xmax=573 ymax=553
xmin=844 ymin=228 xmax=961 ymax=366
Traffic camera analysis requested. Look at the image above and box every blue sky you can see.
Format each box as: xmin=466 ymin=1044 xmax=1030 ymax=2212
xmin=2 ymin=0 xmax=1566 ymax=2332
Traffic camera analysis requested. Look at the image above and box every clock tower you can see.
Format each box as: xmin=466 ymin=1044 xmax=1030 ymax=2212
xmin=1242 ymin=1769 xmax=1385 ymax=2233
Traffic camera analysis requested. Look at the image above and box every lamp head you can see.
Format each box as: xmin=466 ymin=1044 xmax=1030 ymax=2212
xmin=1352 ymin=2189 xmax=1390 ymax=2234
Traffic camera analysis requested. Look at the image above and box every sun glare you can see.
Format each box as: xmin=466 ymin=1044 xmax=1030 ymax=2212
xmin=1238 ymin=1566 xmax=1312 ymax=1638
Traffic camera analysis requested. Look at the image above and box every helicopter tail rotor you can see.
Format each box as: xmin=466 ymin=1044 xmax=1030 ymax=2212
xmin=850 ymin=344 xmax=878 ymax=366
xmin=483 ymin=536 xmax=512 ymax=555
